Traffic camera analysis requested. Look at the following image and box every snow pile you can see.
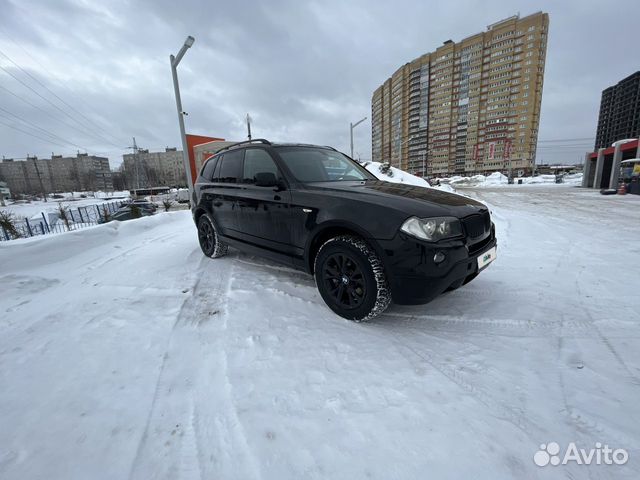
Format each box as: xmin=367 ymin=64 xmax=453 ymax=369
xmin=437 ymin=171 xmax=584 ymax=187
xmin=561 ymin=172 xmax=584 ymax=185
xmin=364 ymin=161 xmax=456 ymax=192
xmin=485 ymin=171 xmax=509 ymax=185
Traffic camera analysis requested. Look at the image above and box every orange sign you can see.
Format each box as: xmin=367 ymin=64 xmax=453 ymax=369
xmin=186 ymin=134 xmax=224 ymax=185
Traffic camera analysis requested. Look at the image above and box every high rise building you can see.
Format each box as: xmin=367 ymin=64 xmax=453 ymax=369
xmin=372 ymin=12 xmax=549 ymax=176
xmin=595 ymin=71 xmax=640 ymax=149
xmin=0 ymin=153 xmax=112 ymax=196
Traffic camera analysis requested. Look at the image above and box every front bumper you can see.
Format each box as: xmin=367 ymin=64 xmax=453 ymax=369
xmin=376 ymin=225 xmax=497 ymax=305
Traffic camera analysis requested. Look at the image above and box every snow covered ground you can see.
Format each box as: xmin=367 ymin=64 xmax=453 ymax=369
xmin=1 ymin=186 xmax=639 ymax=479
xmin=1 ymin=191 xmax=130 ymax=220
xmin=438 ymin=171 xmax=584 ymax=188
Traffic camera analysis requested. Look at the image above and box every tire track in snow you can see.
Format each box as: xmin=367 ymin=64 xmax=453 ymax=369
xmin=128 ymin=253 xmax=263 ymax=480
xmin=378 ymin=311 xmax=610 ymax=339
xmin=127 ymin=257 xmax=208 ymax=480
xmin=193 ymin=258 xmax=264 ymax=480
xmin=82 ymin=231 xmax=182 ymax=271
xmin=373 ymin=326 xmax=545 ymax=440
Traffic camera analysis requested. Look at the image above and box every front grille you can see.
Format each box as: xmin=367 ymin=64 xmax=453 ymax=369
xmin=468 ymin=233 xmax=492 ymax=255
xmin=463 ymin=211 xmax=491 ymax=239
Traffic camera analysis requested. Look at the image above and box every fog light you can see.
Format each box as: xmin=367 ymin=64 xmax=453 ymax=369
xmin=433 ymin=252 xmax=446 ymax=264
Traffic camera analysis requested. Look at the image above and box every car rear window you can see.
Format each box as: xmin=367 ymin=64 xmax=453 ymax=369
xmin=217 ymin=150 xmax=243 ymax=183
xmin=200 ymin=157 xmax=218 ymax=181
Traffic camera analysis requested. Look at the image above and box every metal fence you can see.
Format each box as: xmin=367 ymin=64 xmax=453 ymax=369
xmin=1 ymin=200 xmax=129 ymax=242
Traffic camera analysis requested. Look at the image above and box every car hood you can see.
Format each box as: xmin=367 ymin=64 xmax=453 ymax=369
xmin=305 ymin=180 xmax=486 ymax=218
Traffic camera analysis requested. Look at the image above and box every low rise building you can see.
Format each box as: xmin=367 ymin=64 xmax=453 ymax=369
xmin=121 ymin=147 xmax=185 ymax=188
xmin=0 ymin=154 xmax=112 ymax=196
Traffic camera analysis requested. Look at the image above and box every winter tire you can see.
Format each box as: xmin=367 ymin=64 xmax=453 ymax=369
xmin=314 ymin=235 xmax=391 ymax=321
xmin=197 ymin=214 xmax=228 ymax=258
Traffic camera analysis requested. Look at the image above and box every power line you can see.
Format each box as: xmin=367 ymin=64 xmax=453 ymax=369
xmin=0 ymin=83 xmax=123 ymax=150
xmin=537 ymin=137 xmax=595 ymax=143
xmin=0 ymin=26 xmax=127 ymax=147
xmin=0 ymin=47 xmax=126 ymax=147
xmin=0 ymin=62 xmax=125 ymax=149
xmin=0 ymin=106 xmax=89 ymax=151
xmin=0 ymin=118 xmax=71 ymax=149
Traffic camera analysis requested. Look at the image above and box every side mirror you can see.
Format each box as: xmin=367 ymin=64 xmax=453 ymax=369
xmin=255 ymin=172 xmax=278 ymax=187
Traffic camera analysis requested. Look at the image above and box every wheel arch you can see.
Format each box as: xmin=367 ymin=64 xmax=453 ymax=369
xmin=193 ymin=206 xmax=222 ymax=231
xmin=305 ymin=221 xmax=385 ymax=274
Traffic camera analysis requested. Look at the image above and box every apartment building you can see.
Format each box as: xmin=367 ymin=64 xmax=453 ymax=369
xmin=372 ymin=12 xmax=549 ymax=176
xmin=121 ymin=147 xmax=185 ymax=189
xmin=595 ymin=71 xmax=640 ymax=149
xmin=0 ymin=153 xmax=112 ymax=196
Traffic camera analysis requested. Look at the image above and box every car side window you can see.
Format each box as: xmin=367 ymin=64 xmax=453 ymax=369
xmin=212 ymin=154 xmax=223 ymax=182
xmin=218 ymin=150 xmax=243 ymax=183
xmin=242 ymin=149 xmax=279 ymax=184
xmin=200 ymin=157 xmax=217 ymax=181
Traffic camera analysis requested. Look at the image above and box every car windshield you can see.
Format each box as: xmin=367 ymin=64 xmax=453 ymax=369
xmin=276 ymin=147 xmax=377 ymax=183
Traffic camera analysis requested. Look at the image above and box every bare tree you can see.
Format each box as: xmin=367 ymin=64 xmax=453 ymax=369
xmin=57 ymin=202 xmax=71 ymax=231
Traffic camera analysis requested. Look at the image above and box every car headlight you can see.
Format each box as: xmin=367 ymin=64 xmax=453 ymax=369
xmin=400 ymin=216 xmax=462 ymax=242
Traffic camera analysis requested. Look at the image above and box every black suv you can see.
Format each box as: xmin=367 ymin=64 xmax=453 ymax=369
xmin=192 ymin=139 xmax=496 ymax=321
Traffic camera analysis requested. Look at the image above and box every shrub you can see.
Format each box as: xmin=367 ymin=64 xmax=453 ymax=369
xmin=130 ymin=204 xmax=142 ymax=219
xmin=0 ymin=210 xmax=23 ymax=239
xmin=162 ymin=199 xmax=173 ymax=212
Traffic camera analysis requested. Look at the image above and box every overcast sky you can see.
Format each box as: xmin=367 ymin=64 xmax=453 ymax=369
xmin=0 ymin=0 xmax=638 ymax=167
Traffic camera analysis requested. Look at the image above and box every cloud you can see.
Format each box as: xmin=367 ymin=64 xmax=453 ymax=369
xmin=0 ymin=0 xmax=638 ymax=167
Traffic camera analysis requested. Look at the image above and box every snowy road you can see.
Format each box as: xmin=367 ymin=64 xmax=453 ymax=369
xmin=1 ymin=187 xmax=639 ymax=479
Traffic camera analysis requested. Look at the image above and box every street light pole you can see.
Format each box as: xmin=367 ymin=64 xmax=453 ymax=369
xmin=246 ymin=113 xmax=252 ymax=140
xmin=399 ymin=136 xmax=413 ymax=169
xmin=350 ymin=116 xmax=367 ymax=158
xmin=170 ymin=35 xmax=195 ymax=202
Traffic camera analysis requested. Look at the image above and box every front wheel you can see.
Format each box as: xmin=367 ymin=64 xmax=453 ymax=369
xmin=197 ymin=214 xmax=228 ymax=258
xmin=314 ymin=235 xmax=391 ymax=321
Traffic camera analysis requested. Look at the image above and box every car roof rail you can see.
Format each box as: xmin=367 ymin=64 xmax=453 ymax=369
xmin=273 ymin=143 xmax=336 ymax=150
xmin=216 ymin=138 xmax=271 ymax=153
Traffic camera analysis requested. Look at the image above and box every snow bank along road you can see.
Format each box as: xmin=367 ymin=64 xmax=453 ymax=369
xmin=1 ymin=186 xmax=639 ymax=479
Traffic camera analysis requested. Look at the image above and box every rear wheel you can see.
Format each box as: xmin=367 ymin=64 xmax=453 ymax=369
xmin=197 ymin=214 xmax=228 ymax=258
xmin=314 ymin=235 xmax=390 ymax=321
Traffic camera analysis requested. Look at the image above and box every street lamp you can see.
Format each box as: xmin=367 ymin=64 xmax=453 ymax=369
xmin=398 ymin=136 xmax=413 ymax=169
xmin=350 ymin=117 xmax=367 ymax=159
xmin=419 ymin=149 xmax=428 ymax=177
xmin=170 ymin=35 xmax=195 ymax=202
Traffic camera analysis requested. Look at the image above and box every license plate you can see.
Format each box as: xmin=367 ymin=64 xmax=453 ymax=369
xmin=477 ymin=246 xmax=497 ymax=270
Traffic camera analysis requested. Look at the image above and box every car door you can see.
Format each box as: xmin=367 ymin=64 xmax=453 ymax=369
xmin=234 ymin=148 xmax=300 ymax=255
xmin=210 ymin=150 xmax=243 ymax=236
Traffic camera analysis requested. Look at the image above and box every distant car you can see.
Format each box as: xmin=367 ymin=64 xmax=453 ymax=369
xmin=192 ymin=139 xmax=497 ymax=321
xmin=100 ymin=206 xmax=153 ymax=223
xmin=128 ymin=199 xmax=158 ymax=213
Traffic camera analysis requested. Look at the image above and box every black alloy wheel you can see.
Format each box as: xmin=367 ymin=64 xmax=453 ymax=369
xmin=198 ymin=217 xmax=215 ymax=255
xmin=314 ymin=235 xmax=391 ymax=321
xmin=197 ymin=214 xmax=228 ymax=258
xmin=322 ymin=253 xmax=366 ymax=309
